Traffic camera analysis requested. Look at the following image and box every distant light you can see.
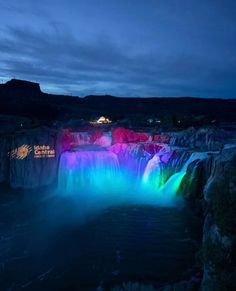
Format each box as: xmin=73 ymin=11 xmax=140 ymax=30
xmin=177 ymin=120 xmax=181 ymax=123
xmin=148 ymin=118 xmax=161 ymax=124
xmin=147 ymin=118 xmax=154 ymax=123
xmin=90 ymin=116 xmax=112 ymax=124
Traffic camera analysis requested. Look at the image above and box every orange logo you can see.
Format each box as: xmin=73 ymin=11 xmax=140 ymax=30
xmin=9 ymin=144 xmax=32 ymax=160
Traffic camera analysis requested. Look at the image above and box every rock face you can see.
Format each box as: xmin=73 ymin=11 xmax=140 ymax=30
xmin=1 ymin=124 xmax=236 ymax=289
xmin=3 ymin=79 xmax=41 ymax=97
xmin=8 ymin=128 xmax=60 ymax=189
xmin=201 ymin=149 xmax=236 ymax=290
xmin=112 ymin=127 xmax=148 ymax=143
xmin=168 ymin=127 xmax=234 ymax=151
xmin=0 ymin=136 xmax=10 ymax=183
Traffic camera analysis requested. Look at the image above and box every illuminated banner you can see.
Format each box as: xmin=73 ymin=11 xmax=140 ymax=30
xmin=9 ymin=145 xmax=55 ymax=160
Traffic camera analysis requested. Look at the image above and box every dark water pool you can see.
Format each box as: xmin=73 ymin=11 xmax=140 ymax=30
xmin=0 ymin=191 xmax=202 ymax=291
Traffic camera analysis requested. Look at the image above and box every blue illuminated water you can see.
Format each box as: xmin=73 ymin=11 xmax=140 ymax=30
xmin=0 ymin=148 xmax=207 ymax=290
xmin=58 ymin=148 xmax=208 ymax=207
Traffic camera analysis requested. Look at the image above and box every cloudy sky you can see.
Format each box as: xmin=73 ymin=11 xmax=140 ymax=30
xmin=0 ymin=0 xmax=236 ymax=97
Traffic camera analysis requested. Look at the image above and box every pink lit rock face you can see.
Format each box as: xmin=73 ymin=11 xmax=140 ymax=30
xmin=72 ymin=132 xmax=91 ymax=146
xmin=151 ymin=134 xmax=170 ymax=143
xmin=59 ymin=129 xmax=76 ymax=151
xmin=90 ymin=129 xmax=104 ymax=143
xmin=108 ymin=143 xmax=135 ymax=156
xmin=112 ymin=128 xmax=148 ymax=143
xmin=139 ymin=143 xmax=162 ymax=155
xmin=60 ymin=127 xmax=150 ymax=152
xmin=94 ymin=134 xmax=112 ymax=147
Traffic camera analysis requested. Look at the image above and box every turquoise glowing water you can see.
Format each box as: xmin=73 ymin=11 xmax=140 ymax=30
xmin=0 ymin=190 xmax=202 ymax=290
xmin=58 ymin=149 xmax=208 ymax=207
xmin=0 ymin=147 xmax=207 ymax=290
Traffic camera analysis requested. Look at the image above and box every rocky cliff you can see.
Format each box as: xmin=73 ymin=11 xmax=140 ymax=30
xmin=168 ymin=127 xmax=234 ymax=151
xmin=1 ymin=79 xmax=236 ymax=123
xmin=200 ymin=148 xmax=236 ymax=290
xmin=1 ymin=125 xmax=236 ymax=289
xmin=0 ymin=136 xmax=10 ymax=183
xmin=0 ymin=127 xmax=61 ymax=189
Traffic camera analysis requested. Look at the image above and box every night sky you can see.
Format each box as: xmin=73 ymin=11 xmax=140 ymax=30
xmin=0 ymin=0 xmax=236 ymax=98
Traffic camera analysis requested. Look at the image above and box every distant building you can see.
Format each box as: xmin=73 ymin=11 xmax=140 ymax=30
xmin=97 ymin=116 xmax=111 ymax=124
xmin=147 ymin=118 xmax=161 ymax=124
xmin=90 ymin=116 xmax=112 ymax=125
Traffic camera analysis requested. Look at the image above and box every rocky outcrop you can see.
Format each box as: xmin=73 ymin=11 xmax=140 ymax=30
xmin=168 ymin=127 xmax=234 ymax=151
xmin=112 ymin=127 xmax=148 ymax=143
xmin=3 ymin=79 xmax=41 ymax=97
xmin=110 ymin=277 xmax=201 ymax=291
xmin=179 ymin=155 xmax=213 ymax=213
xmin=165 ymin=147 xmax=236 ymax=290
xmin=201 ymin=149 xmax=236 ymax=290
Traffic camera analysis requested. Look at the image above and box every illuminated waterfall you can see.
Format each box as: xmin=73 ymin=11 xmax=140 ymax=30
xmin=159 ymin=152 xmax=209 ymax=199
xmin=142 ymin=154 xmax=161 ymax=188
xmin=58 ymin=150 xmax=120 ymax=194
xmin=140 ymin=151 xmax=209 ymax=204
xmin=58 ymin=147 xmax=208 ymax=206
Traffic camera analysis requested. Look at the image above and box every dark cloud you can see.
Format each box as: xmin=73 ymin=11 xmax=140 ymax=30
xmin=0 ymin=1 xmax=236 ymax=98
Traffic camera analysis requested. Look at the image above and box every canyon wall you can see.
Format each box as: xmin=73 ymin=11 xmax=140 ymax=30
xmin=200 ymin=149 xmax=236 ymax=291
xmin=0 ymin=126 xmax=235 ymax=191
xmin=1 ymin=125 xmax=236 ymax=290
xmin=168 ymin=127 xmax=232 ymax=151
xmin=0 ymin=136 xmax=10 ymax=183
xmin=0 ymin=127 xmax=60 ymax=188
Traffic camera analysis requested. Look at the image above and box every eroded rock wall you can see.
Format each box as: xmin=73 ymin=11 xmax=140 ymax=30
xmin=201 ymin=149 xmax=236 ymax=290
xmin=0 ymin=136 xmax=10 ymax=183
xmin=168 ymin=127 xmax=233 ymax=151
xmin=7 ymin=128 xmax=61 ymax=189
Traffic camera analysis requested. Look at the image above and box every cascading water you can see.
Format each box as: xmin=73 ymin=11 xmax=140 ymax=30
xmin=58 ymin=145 xmax=209 ymax=207
xmin=164 ymin=152 xmax=208 ymax=206
xmin=58 ymin=149 xmax=120 ymax=194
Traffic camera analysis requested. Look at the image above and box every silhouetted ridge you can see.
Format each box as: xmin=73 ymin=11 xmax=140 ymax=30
xmin=3 ymin=79 xmax=41 ymax=96
xmin=0 ymin=79 xmax=236 ymax=123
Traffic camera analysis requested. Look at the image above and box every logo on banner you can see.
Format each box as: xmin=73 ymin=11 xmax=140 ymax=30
xmin=9 ymin=144 xmax=55 ymax=159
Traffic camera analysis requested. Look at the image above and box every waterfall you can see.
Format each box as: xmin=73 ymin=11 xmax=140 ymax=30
xmin=58 ymin=146 xmax=209 ymax=207
xmin=142 ymin=155 xmax=161 ymax=188
xmin=159 ymin=152 xmax=209 ymax=198
xmin=141 ymin=151 xmax=209 ymax=203
xmin=58 ymin=150 xmax=120 ymax=194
